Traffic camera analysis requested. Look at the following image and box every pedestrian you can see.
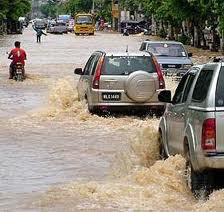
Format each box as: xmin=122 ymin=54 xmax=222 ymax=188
xmin=32 ymin=25 xmax=47 ymax=43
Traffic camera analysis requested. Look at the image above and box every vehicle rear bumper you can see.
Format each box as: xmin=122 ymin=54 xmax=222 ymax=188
xmin=162 ymin=69 xmax=189 ymax=76
xmin=92 ymin=102 xmax=165 ymax=106
xmin=195 ymin=151 xmax=224 ymax=170
xmin=90 ymin=103 xmax=165 ymax=113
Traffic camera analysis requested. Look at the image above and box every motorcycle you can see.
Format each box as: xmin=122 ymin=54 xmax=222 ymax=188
xmin=7 ymin=51 xmax=25 ymax=81
xmin=12 ymin=62 xmax=24 ymax=81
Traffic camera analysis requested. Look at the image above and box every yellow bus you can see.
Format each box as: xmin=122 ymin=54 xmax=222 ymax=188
xmin=74 ymin=13 xmax=95 ymax=35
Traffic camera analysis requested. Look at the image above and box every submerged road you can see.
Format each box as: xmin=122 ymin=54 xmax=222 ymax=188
xmin=0 ymin=27 xmax=222 ymax=211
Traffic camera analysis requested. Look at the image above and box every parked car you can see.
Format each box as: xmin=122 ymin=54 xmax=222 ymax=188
xmin=47 ymin=21 xmax=68 ymax=34
xmin=120 ymin=20 xmax=147 ymax=34
xmin=74 ymin=51 xmax=166 ymax=115
xmin=158 ymin=61 xmax=224 ymax=198
xmin=140 ymin=40 xmax=193 ymax=77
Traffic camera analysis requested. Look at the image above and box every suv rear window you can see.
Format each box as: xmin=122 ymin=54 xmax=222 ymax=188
xmin=192 ymin=69 xmax=213 ymax=102
xmin=216 ymin=67 xmax=224 ymax=107
xmin=101 ymin=56 xmax=156 ymax=75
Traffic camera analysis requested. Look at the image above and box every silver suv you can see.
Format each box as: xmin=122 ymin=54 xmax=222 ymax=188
xmin=74 ymin=51 xmax=166 ymax=114
xmin=140 ymin=40 xmax=193 ymax=77
xmin=158 ymin=62 xmax=224 ymax=198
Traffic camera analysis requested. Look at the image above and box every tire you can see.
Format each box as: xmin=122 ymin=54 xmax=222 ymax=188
xmin=155 ymin=107 xmax=165 ymax=118
xmin=75 ymin=33 xmax=79 ymax=36
xmin=159 ymin=132 xmax=168 ymax=160
xmin=185 ymin=150 xmax=213 ymax=199
xmin=86 ymin=98 xmax=97 ymax=114
xmin=17 ymin=74 xmax=23 ymax=81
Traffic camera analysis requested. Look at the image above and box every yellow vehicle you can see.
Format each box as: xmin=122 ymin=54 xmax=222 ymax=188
xmin=74 ymin=13 xmax=95 ymax=35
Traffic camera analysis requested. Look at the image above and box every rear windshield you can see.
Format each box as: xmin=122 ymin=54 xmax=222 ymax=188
xmin=147 ymin=43 xmax=187 ymax=57
xmin=101 ymin=56 xmax=156 ymax=75
xmin=216 ymin=67 xmax=224 ymax=107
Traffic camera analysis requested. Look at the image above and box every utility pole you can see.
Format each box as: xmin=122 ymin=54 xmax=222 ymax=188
xmin=92 ymin=0 xmax=95 ymax=14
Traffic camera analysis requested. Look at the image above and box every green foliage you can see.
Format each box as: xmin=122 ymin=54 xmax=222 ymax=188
xmin=7 ymin=0 xmax=31 ymax=20
xmin=64 ymin=0 xmax=92 ymax=15
xmin=158 ymin=28 xmax=167 ymax=38
xmin=0 ymin=0 xmax=8 ymax=20
xmin=0 ymin=0 xmax=31 ymax=21
xmin=94 ymin=0 xmax=112 ymax=22
xmin=177 ymin=34 xmax=191 ymax=45
xmin=40 ymin=1 xmax=58 ymax=18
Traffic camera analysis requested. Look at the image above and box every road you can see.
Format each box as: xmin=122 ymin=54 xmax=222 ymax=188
xmin=0 ymin=27 xmax=223 ymax=211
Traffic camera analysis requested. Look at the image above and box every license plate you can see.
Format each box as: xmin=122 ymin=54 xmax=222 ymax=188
xmin=102 ymin=93 xmax=121 ymax=101
xmin=16 ymin=69 xmax=23 ymax=74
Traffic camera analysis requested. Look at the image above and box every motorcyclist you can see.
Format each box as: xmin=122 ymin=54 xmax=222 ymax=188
xmin=8 ymin=41 xmax=27 ymax=79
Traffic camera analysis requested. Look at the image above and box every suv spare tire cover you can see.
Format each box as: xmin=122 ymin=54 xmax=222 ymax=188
xmin=125 ymin=70 xmax=156 ymax=102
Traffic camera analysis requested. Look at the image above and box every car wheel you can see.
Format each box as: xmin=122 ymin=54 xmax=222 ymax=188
xmin=158 ymin=132 xmax=168 ymax=160
xmin=185 ymin=150 xmax=213 ymax=199
xmin=155 ymin=107 xmax=165 ymax=118
xmin=86 ymin=97 xmax=97 ymax=114
xmin=75 ymin=33 xmax=79 ymax=36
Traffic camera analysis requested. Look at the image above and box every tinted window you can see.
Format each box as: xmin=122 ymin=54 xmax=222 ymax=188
xmin=147 ymin=43 xmax=187 ymax=57
xmin=140 ymin=42 xmax=147 ymax=51
xmin=101 ymin=56 xmax=155 ymax=75
xmin=192 ymin=69 xmax=213 ymax=102
xmin=172 ymin=74 xmax=188 ymax=104
xmin=182 ymin=73 xmax=196 ymax=102
xmin=216 ymin=67 xmax=224 ymax=107
xmin=83 ymin=55 xmax=95 ymax=75
xmin=91 ymin=55 xmax=101 ymax=75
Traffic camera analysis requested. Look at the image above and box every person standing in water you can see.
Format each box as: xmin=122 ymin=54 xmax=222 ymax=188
xmin=32 ymin=25 xmax=47 ymax=43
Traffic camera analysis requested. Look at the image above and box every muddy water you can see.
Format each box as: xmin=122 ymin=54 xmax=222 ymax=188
xmin=1 ymin=27 xmax=224 ymax=211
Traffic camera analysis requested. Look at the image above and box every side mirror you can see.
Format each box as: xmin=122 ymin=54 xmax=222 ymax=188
xmin=158 ymin=90 xmax=172 ymax=103
xmin=188 ymin=52 xmax=193 ymax=57
xmin=74 ymin=68 xmax=83 ymax=75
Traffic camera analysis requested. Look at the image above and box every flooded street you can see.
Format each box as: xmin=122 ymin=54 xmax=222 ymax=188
xmin=1 ymin=27 xmax=224 ymax=211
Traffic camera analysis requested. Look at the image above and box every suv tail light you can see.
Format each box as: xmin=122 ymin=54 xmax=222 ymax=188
xmin=202 ymin=118 xmax=216 ymax=150
xmin=152 ymin=56 xmax=165 ymax=89
xmin=92 ymin=55 xmax=105 ymax=89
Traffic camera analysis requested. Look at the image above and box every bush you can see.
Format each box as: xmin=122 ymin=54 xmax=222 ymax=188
xmin=177 ymin=34 xmax=191 ymax=45
xmin=158 ymin=29 xmax=167 ymax=38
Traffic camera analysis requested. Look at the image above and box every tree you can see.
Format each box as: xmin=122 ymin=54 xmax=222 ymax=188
xmin=0 ymin=0 xmax=8 ymax=20
xmin=6 ymin=0 xmax=31 ymax=20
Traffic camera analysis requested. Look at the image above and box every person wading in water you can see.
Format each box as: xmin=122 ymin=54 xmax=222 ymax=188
xmin=32 ymin=25 xmax=47 ymax=43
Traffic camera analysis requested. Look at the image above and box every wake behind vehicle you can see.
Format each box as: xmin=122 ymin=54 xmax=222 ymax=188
xmin=158 ymin=61 xmax=224 ymax=198
xmin=140 ymin=40 xmax=193 ymax=77
xmin=74 ymin=13 xmax=94 ymax=35
xmin=74 ymin=51 xmax=165 ymax=115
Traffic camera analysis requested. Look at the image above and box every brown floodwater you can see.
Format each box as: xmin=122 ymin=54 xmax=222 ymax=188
xmin=0 ymin=27 xmax=224 ymax=211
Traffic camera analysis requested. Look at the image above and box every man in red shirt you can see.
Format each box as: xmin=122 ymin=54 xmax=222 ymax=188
xmin=8 ymin=41 xmax=27 ymax=79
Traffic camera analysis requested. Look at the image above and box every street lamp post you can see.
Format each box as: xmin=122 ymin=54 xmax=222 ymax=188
xmin=92 ymin=0 xmax=95 ymax=14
